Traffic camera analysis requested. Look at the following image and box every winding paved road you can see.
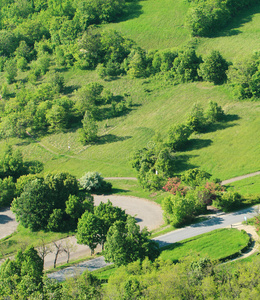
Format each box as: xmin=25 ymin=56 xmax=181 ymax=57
xmin=48 ymin=205 xmax=259 ymax=281
xmin=1 ymin=171 xmax=259 ymax=281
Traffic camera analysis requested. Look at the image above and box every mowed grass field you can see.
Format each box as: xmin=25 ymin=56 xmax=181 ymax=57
xmin=226 ymin=175 xmax=260 ymax=195
xmin=92 ymin=228 xmax=251 ymax=281
xmin=1 ymin=1 xmax=259 ymax=186
xmin=160 ymin=228 xmax=250 ymax=262
xmin=105 ymin=0 xmax=190 ymax=50
xmin=5 ymin=78 xmax=258 ymax=181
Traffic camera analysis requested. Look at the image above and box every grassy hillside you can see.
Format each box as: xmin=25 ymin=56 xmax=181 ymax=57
xmin=105 ymin=0 xmax=190 ymax=50
xmin=227 ymin=175 xmax=260 ymax=195
xmin=4 ymin=77 xmax=259 ymax=182
xmin=160 ymin=228 xmax=250 ymax=262
xmin=1 ymin=0 xmax=259 ymax=187
xmin=196 ymin=3 xmax=260 ymax=60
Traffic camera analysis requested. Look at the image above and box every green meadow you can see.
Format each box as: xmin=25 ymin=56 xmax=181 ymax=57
xmin=226 ymin=175 xmax=260 ymax=195
xmin=1 ymin=0 xmax=260 ymax=189
xmin=5 ymin=79 xmax=259 ymax=183
xmin=159 ymin=228 xmax=250 ymax=262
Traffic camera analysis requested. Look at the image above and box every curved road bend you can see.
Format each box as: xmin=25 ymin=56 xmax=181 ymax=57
xmin=48 ymin=205 xmax=259 ymax=282
xmin=154 ymin=206 xmax=258 ymax=247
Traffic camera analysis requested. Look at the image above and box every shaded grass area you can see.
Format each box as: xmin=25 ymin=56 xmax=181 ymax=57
xmin=0 ymin=224 xmax=73 ymax=259
xmin=196 ymin=3 xmax=260 ymax=61
xmin=92 ymin=265 xmax=117 ymax=282
xmin=159 ymin=228 xmax=250 ymax=263
xmin=108 ymin=179 xmax=168 ymax=205
xmin=226 ymin=175 xmax=260 ymax=195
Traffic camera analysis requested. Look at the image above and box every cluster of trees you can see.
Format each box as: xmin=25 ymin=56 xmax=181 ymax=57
xmin=11 ymin=172 xmax=94 ymax=231
xmin=0 ymin=245 xmax=102 ymax=299
xmin=131 ymin=137 xmax=175 ymax=190
xmin=0 ymin=0 xmax=136 ymax=142
xmin=0 ymin=76 xmax=131 ymax=141
xmin=104 ymin=254 xmax=260 ymax=299
xmin=77 ymin=200 xmax=160 ymax=264
xmin=228 ymin=51 xmax=260 ymax=100
xmin=96 ymin=46 xmax=229 ymax=85
xmin=0 ymin=0 xmax=130 ymax=58
xmin=161 ymin=168 xmax=242 ymax=227
xmin=162 ymin=166 xmax=253 ymax=227
xmin=186 ymin=0 xmax=260 ymax=37
xmin=3 ymin=248 xmax=260 ymax=299
xmin=131 ymin=101 xmax=225 ymax=190
xmin=0 ymin=145 xmax=43 ymax=208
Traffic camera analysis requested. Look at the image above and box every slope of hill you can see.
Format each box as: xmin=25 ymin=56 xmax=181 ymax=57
xmin=0 ymin=0 xmax=259 ymax=187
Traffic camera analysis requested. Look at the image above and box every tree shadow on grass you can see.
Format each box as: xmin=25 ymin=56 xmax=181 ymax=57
xmin=174 ymin=154 xmax=198 ymax=173
xmin=185 ymin=138 xmax=213 ymax=151
xmin=63 ymin=84 xmax=80 ymax=95
xmin=15 ymin=139 xmax=34 ymax=146
xmin=116 ymin=2 xmax=143 ymax=23
xmin=97 ymin=134 xmax=132 ymax=145
xmin=111 ymin=187 xmax=131 ymax=194
xmin=209 ymin=4 xmax=259 ymax=38
xmin=202 ymin=114 xmax=240 ymax=134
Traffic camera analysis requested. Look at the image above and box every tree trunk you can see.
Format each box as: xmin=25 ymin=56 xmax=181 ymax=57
xmin=54 ymin=253 xmax=58 ymax=268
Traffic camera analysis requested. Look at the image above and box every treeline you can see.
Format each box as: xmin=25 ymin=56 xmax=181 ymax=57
xmin=10 ymin=171 xmax=112 ymax=231
xmin=2 ymin=248 xmax=260 ymax=299
xmin=186 ymin=0 xmax=260 ymax=37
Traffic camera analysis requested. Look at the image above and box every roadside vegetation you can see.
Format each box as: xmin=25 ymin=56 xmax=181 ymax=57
xmin=1 ymin=0 xmax=260 ymax=298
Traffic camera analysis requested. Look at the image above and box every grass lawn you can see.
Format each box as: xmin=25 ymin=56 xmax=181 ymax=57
xmin=8 ymin=80 xmax=259 ymax=183
xmin=107 ymin=179 xmax=168 ymax=205
xmin=226 ymin=175 xmax=260 ymax=196
xmin=104 ymin=0 xmax=191 ymax=50
xmin=159 ymin=228 xmax=250 ymax=262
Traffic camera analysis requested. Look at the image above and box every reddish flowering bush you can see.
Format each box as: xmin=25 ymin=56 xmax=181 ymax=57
xmin=197 ymin=181 xmax=225 ymax=206
xmin=163 ymin=177 xmax=188 ymax=196
xmin=254 ymin=215 xmax=260 ymax=232
xmin=203 ymin=181 xmax=225 ymax=202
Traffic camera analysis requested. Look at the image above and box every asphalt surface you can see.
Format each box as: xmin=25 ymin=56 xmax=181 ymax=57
xmin=94 ymin=195 xmax=164 ymax=231
xmin=0 ymin=207 xmax=18 ymax=239
xmin=154 ymin=206 xmax=258 ymax=247
xmin=47 ymin=206 xmax=259 ymax=282
xmin=48 ymin=256 xmax=112 ymax=282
